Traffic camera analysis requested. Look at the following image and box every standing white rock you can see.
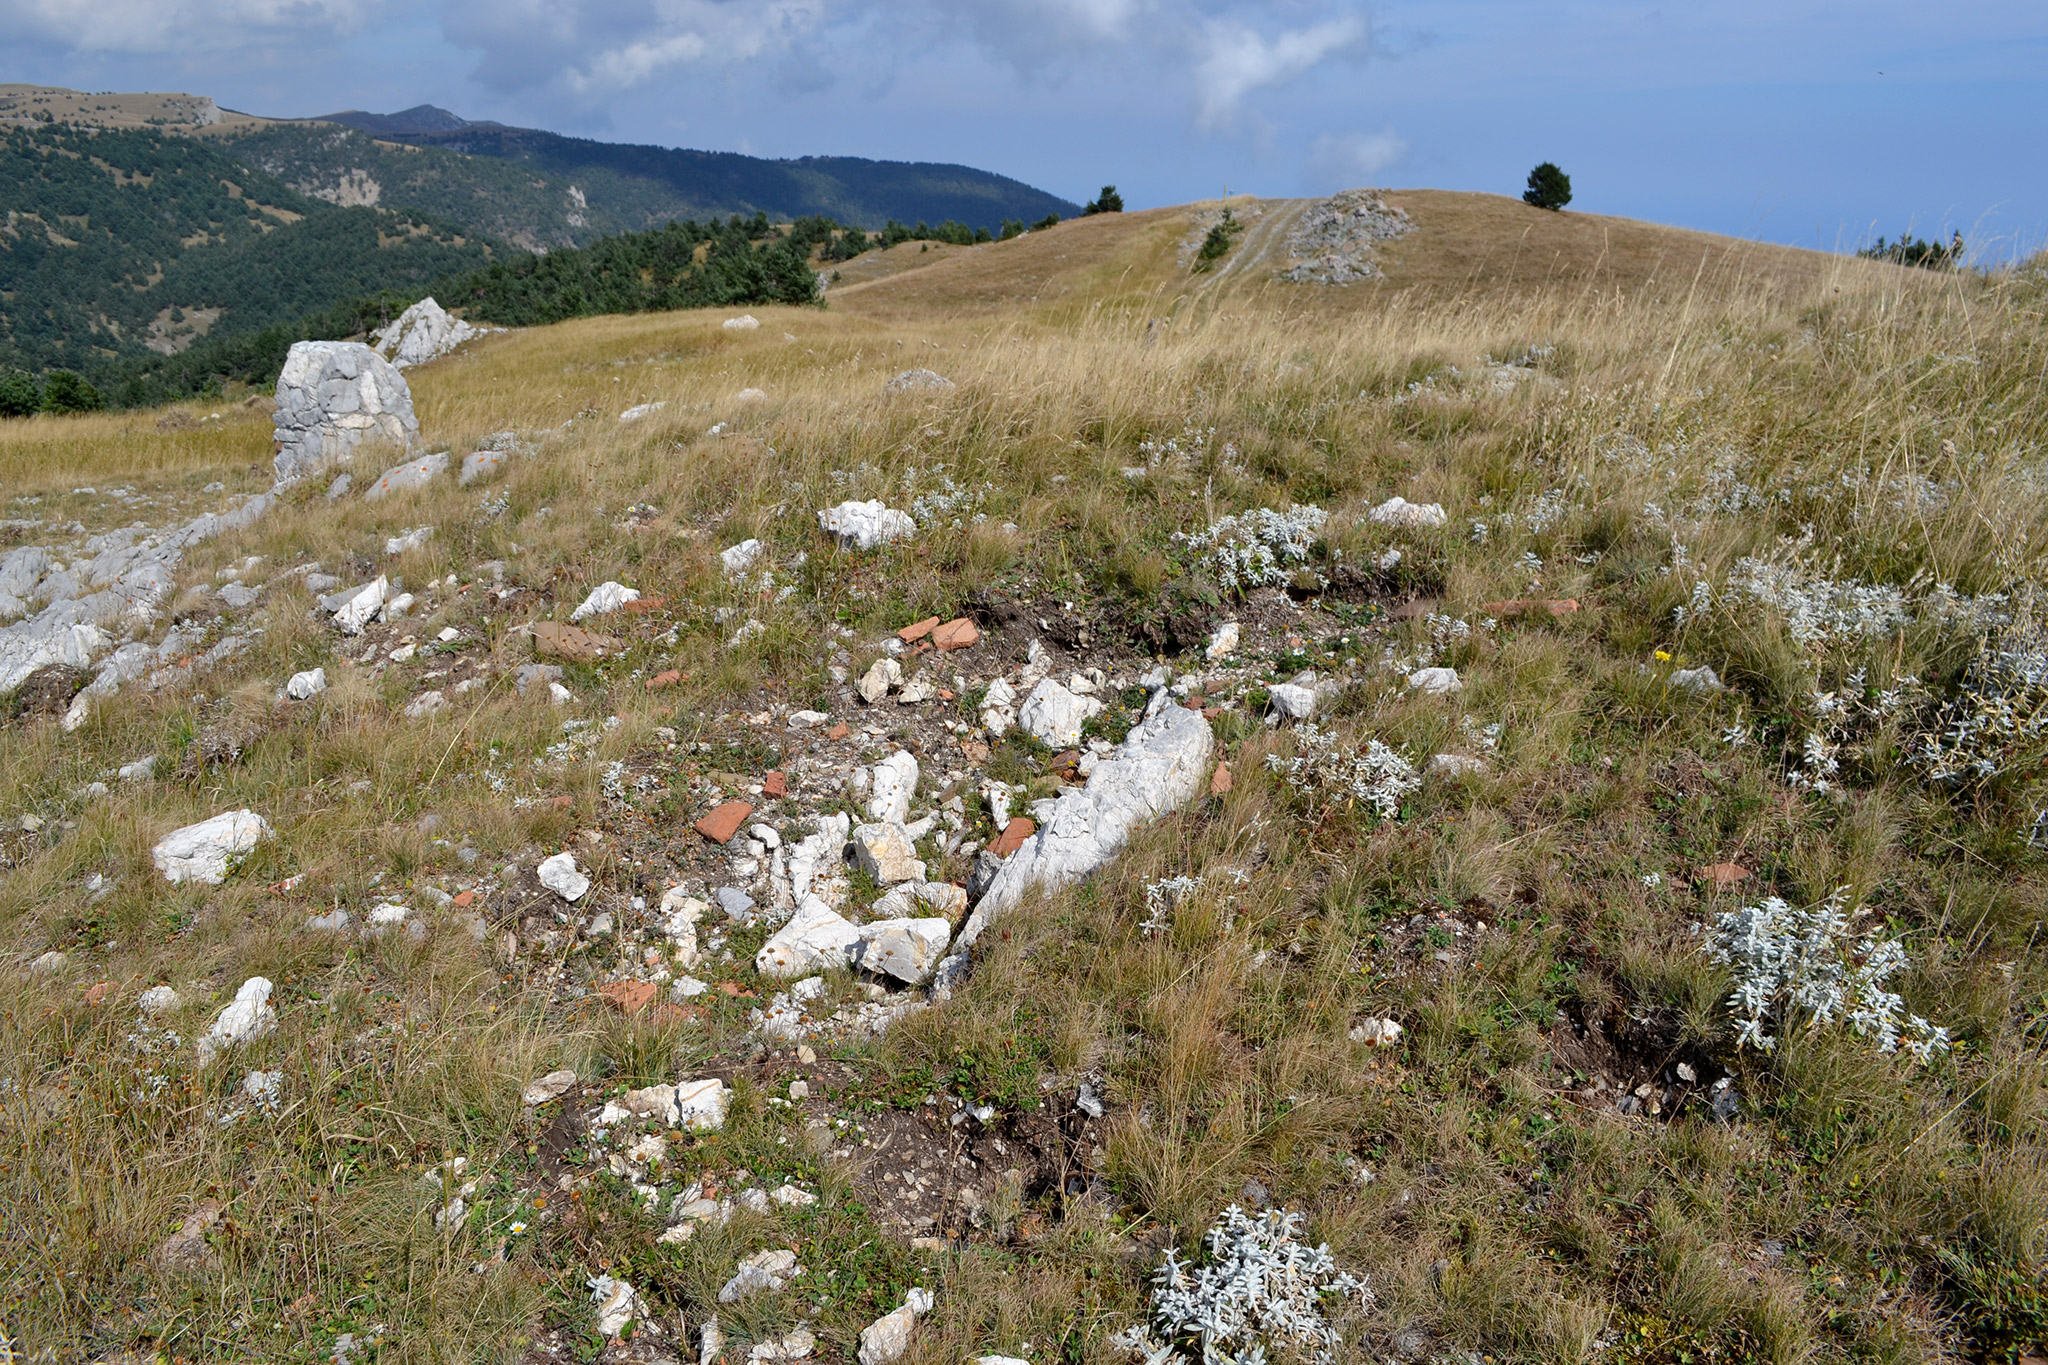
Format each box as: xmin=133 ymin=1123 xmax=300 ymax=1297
xmin=522 ymin=1069 xmax=578 ymax=1105
xmin=570 ymin=582 xmax=640 ymax=621
xmin=1205 ymin=621 xmax=1240 ymax=661
xmin=885 ymin=369 xmax=954 ymax=395
xmin=757 ymin=898 xmax=864 ymax=978
xmin=1267 ymin=683 xmax=1316 ymax=719
xmin=153 ymin=810 xmax=272 ymax=885
xmin=674 ymin=1077 xmax=730 ymax=1131
xmin=196 ymin=976 xmax=276 ymax=1066
xmin=1019 ymin=678 xmax=1103 ymax=748
xmin=850 ymin=823 xmax=926 ymax=885
xmin=818 ymin=500 xmax=916 ymax=551
xmin=283 ymin=667 xmax=327 ymax=700
xmin=372 ymin=297 xmax=477 ymax=369
xmin=1367 ymin=496 xmax=1448 ymax=529
xmin=271 ymin=341 xmax=418 ymax=486
xmin=537 ymin=852 xmax=590 ymax=901
xmin=858 ymin=657 xmax=903 ymax=705
xmin=858 ymin=1288 xmax=935 ymax=1365
xmin=868 ymin=750 xmax=919 ymax=825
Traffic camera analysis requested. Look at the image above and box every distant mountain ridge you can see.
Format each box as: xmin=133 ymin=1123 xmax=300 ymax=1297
xmin=300 ymin=104 xmax=1079 ymax=237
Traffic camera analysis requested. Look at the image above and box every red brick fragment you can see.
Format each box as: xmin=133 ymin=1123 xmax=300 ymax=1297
xmin=645 ymin=669 xmax=683 ymax=691
xmin=622 ymin=595 xmax=669 ymax=614
xmin=827 ymin=722 xmax=851 ymax=741
xmin=989 ymin=817 xmax=1035 ymax=858
xmin=932 ymin=618 xmax=980 ymax=651
xmin=84 ymin=981 xmax=110 ymax=1006
xmin=1697 ymin=862 xmax=1751 ymax=892
xmin=547 ymin=794 xmax=573 ymax=810
xmin=1210 ymin=762 xmax=1233 ymax=797
xmin=451 ymin=890 xmax=476 ymax=909
xmin=599 ymin=981 xmax=658 ymax=1015
xmin=898 ymin=616 xmax=941 ymax=643
xmin=695 ymin=800 xmax=753 ymax=844
xmin=762 ymin=771 xmax=788 ymax=798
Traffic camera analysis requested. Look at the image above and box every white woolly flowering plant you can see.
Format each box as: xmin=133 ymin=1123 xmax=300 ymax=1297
xmin=1181 ymin=505 xmax=1328 ymax=596
xmin=1706 ymin=888 xmax=1951 ymax=1063
xmin=1146 ymin=1206 xmax=1369 ymax=1365
xmin=1265 ymin=724 xmax=1419 ymax=819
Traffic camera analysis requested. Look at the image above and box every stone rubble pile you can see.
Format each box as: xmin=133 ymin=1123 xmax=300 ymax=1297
xmin=1280 ymin=189 xmax=1413 ymax=285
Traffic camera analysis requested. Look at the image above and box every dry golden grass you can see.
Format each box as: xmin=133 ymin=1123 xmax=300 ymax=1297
xmin=0 ymin=198 xmax=2043 ymax=1362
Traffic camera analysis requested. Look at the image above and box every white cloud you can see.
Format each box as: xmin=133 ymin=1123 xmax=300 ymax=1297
xmin=1308 ymin=127 xmax=1407 ymax=185
xmin=0 ymin=0 xmax=372 ymax=52
xmin=1193 ymin=14 xmax=1368 ymax=128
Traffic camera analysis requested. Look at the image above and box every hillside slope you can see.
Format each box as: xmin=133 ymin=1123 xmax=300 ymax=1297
xmin=0 ymin=124 xmax=497 ymax=376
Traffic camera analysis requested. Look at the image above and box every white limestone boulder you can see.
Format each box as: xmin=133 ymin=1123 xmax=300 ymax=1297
xmin=851 ymin=822 xmax=926 ymax=885
xmin=961 ymin=700 xmax=1212 ymax=949
xmin=153 ymin=809 xmax=272 ymax=885
xmin=1019 ymin=677 xmax=1102 ymax=748
xmin=756 ymin=898 xmax=863 ymax=978
xmin=196 ymin=976 xmax=277 ymax=1066
xmin=819 ymin=500 xmax=915 ymax=551
xmin=272 ymin=341 xmax=418 ymax=486
xmin=371 ymin=297 xmax=476 ymax=369
xmin=1367 ymin=496 xmax=1448 ymax=529
xmin=854 ymin=919 xmax=954 ymax=985
xmin=867 ymin=750 xmax=919 ymax=825
xmin=362 ymin=452 xmax=449 ymax=501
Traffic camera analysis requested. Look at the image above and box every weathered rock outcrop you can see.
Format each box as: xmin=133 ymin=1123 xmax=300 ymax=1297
xmin=272 ymin=341 xmax=418 ymax=486
xmin=372 ymin=297 xmax=477 ymax=369
xmin=958 ymin=698 xmax=1213 ymax=950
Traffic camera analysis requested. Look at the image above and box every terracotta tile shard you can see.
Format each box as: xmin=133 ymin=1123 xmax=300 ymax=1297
xmin=84 ymin=981 xmax=110 ymax=1006
xmin=547 ymin=795 xmax=573 ymax=810
xmin=1210 ymin=761 xmax=1233 ymax=797
xmin=898 ymin=616 xmax=941 ymax=642
xmin=827 ymin=722 xmax=851 ymax=741
xmin=960 ymin=740 xmax=991 ymax=763
xmin=762 ymin=771 xmax=788 ymax=798
xmin=651 ymin=1004 xmax=694 ymax=1026
xmin=1483 ymin=598 xmax=1582 ymax=619
xmin=645 ymin=669 xmax=683 ymax=691
xmin=932 ymin=618 xmax=980 ymax=650
xmin=695 ymin=800 xmax=753 ymax=844
xmin=451 ymin=890 xmax=476 ymax=909
xmin=531 ymin=621 xmax=617 ymax=662
xmin=1697 ymin=862 xmax=1751 ymax=891
xmin=938 ymin=688 xmax=956 ymax=701
xmin=599 ymin=981 xmax=658 ymax=1015
xmin=989 ymin=817 xmax=1035 ymax=858
xmin=622 ymin=596 xmax=669 ymax=614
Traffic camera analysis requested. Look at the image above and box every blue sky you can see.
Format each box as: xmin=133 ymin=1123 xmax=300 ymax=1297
xmin=6 ymin=0 xmax=2044 ymax=258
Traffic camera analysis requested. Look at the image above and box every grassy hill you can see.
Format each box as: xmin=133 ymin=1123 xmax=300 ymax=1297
xmin=1 ymin=193 xmax=2041 ymax=1364
xmin=0 ymin=124 xmax=497 ymax=378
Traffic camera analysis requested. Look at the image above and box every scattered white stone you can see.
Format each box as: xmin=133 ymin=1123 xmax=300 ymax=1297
xmin=1428 ymin=753 xmax=1489 ymax=779
xmin=196 ymin=977 xmax=277 ymax=1066
xmin=384 ymin=526 xmax=434 ymax=557
xmin=885 ymin=369 xmax=953 ymax=395
xmin=721 ymin=539 xmax=764 ymax=578
xmin=858 ymin=1287 xmax=935 ymax=1365
xmin=366 ymin=902 xmax=409 ymax=931
xmin=855 ymin=918 xmax=954 ymax=985
xmin=459 ymin=449 xmax=506 ymax=486
xmin=1670 ymin=664 xmax=1724 ymax=693
xmin=749 ymin=1327 xmax=816 ymax=1363
xmin=819 ymin=500 xmax=916 ymax=551
xmin=403 ymin=690 xmax=447 ymax=719
xmin=757 ymin=898 xmax=863 ymax=978
xmin=735 ymin=387 xmax=767 ymax=403
xmin=980 ymin=676 xmax=1018 ymax=735
xmin=858 ymin=657 xmax=903 ymax=704
xmin=1019 ymin=677 xmax=1103 ymax=748
xmin=117 ymin=755 xmax=158 ymax=782
xmin=305 ymin=909 xmax=351 ymax=932
xmin=618 ymin=401 xmax=667 ymax=423
xmin=719 ymin=1248 xmax=803 ymax=1303
xmin=1205 ymin=621 xmax=1241 ymax=661
xmin=601 ymin=1084 xmax=680 ymax=1126
xmin=30 ymin=950 xmax=67 ymax=973
xmin=283 ymin=667 xmax=327 ymax=700
xmin=1407 ymin=666 xmax=1463 ymax=696
xmin=872 ymin=880 xmax=969 ymax=924
xmin=380 ymin=591 xmax=415 ymax=622
xmin=770 ymin=1183 xmax=817 ymax=1207
xmin=332 ymin=577 xmax=388 ymax=635
xmin=522 ymin=1069 xmax=577 ymax=1105
xmin=963 ymin=701 xmax=1213 ymax=948
xmin=868 ymin=750 xmax=919 ymax=825
xmin=787 ymin=709 xmax=829 ymax=729
xmin=587 ymin=1274 xmax=647 ymax=1337
xmin=723 ymin=314 xmax=761 ymax=331
xmin=548 ymin=681 xmax=576 ymax=706
xmin=659 ymin=887 xmax=708 ymax=967
xmin=153 ymin=809 xmax=271 ymax=885
xmin=1367 ymin=496 xmax=1448 ymax=529
xmin=537 ymin=852 xmax=590 ymax=902
xmin=138 ymin=985 xmax=180 ymax=1016
xmin=570 ymin=581 xmax=640 ymax=621
xmin=363 ymin=452 xmax=450 ymax=501
xmin=982 ymin=780 xmax=1014 ymax=832
xmin=372 ymin=297 xmax=477 ymax=369
xmin=271 ymin=341 xmax=418 ymax=485
xmin=1350 ymin=1017 xmax=1404 ymax=1046
xmin=1267 ymin=683 xmax=1316 ymax=720
xmin=851 ymin=822 xmax=926 ymax=885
